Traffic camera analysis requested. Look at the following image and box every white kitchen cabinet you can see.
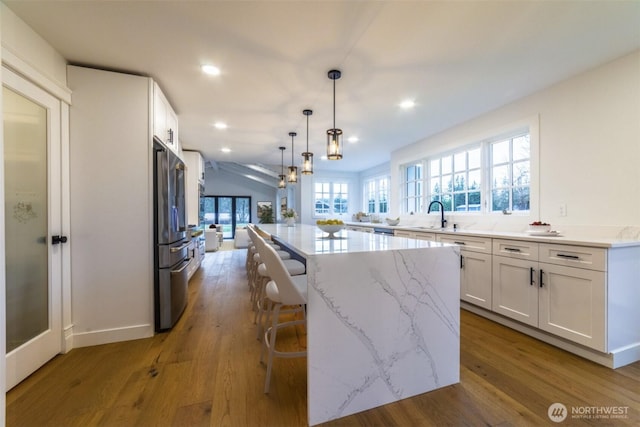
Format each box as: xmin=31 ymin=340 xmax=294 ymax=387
xmin=492 ymin=255 xmax=539 ymax=326
xmin=183 ymin=150 xmax=204 ymax=227
xmin=538 ymin=263 xmax=606 ymax=351
xmin=538 ymin=244 xmax=607 ymax=351
xmin=186 ymin=237 xmax=203 ymax=281
xmin=491 ymin=239 xmax=540 ymax=326
xmin=439 ymin=234 xmax=492 ymax=310
xmin=153 ymin=82 xmax=179 ymax=154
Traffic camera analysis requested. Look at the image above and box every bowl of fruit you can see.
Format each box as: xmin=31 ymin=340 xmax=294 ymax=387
xmin=528 ymin=221 xmax=551 ymax=233
xmin=316 ymin=219 xmax=345 ymax=238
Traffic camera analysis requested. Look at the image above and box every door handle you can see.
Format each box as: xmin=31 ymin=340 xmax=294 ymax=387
xmin=530 ymin=267 xmax=535 ymax=285
xmin=539 ymin=268 xmax=544 ymax=288
xmin=52 ymin=235 xmax=68 ymax=245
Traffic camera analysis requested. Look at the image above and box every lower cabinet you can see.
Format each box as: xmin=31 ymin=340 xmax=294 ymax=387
xmin=186 ymin=238 xmax=203 ymax=281
xmin=538 ymin=262 xmax=606 ymax=351
xmin=492 ymin=255 xmax=539 ymax=326
xmin=492 ymin=239 xmax=607 ymax=351
xmin=438 ymin=234 xmax=492 ymax=310
xmin=460 ymin=251 xmax=493 ymax=310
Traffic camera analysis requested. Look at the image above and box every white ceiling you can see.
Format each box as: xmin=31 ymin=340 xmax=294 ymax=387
xmin=6 ymin=0 xmax=640 ymax=173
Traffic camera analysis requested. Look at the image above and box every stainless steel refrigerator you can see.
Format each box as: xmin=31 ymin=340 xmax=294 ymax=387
xmin=153 ymin=138 xmax=191 ymax=331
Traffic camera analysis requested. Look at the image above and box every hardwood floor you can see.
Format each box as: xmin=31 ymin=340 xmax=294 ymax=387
xmin=7 ymin=248 xmax=640 ymax=426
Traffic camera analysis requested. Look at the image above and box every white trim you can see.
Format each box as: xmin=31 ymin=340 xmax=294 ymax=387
xmin=1 ymin=47 xmax=71 ymax=104
xmin=71 ymin=324 xmax=154 ymax=348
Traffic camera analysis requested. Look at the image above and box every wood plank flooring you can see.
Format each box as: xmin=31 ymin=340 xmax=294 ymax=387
xmin=7 ymin=248 xmax=640 ymax=426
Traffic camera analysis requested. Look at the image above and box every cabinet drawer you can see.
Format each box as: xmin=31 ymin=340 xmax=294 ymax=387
xmin=413 ymin=231 xmax=437 ymax=241
xmin=492 ymin=239 xmax=539 ymax=261
xmin=539 ymin=244 xmax=606 ymax=271
xmin=437 ymin=234 xmax=491 ymax=253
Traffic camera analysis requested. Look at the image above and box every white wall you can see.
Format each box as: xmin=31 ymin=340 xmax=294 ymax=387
xmin=391 ymin=50 xmax=640 ymax=237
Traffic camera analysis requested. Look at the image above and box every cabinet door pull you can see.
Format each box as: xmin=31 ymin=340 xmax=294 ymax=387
xmin=539 ymin=269 xmax=544 ymax=288
xmin=557 ymin=253 xmax=580 ymax=260
xmin=504 ymin=247 xmax=521 ymax=252
xmin=530 ymin=267 xmax=535 ymax=286
xmin=168 ymin=128 xmax=174 ymax=143
xmin=454 ymin=241 xmax=466 ymax=245
xmin=460 ymin=254 xmax=464 ymax=269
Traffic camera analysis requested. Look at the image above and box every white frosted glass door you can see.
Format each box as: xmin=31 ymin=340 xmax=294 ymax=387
xmin=4 ymin=67 xmax=63 ymax=390
xmin=4 ymin=86 xmax=48 ymax=352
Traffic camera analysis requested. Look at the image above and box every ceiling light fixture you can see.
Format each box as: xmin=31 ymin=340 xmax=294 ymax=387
xmin=301 ymin=109 xmax=314 ymax=175
xmin=326 ymin=69 xmax=343 ymax=160
xmin=201 ymin=65 xmax=221 ymax=76
xmin=288 ymin=132 xmax=298 ymax=184
xmin=221 ymin=147 xmax=231 ymax=153
xmin=278 ymin=146 xmax=287 ymax=189
xmin=400 ymin=99 xmax=415 ymax=109
xmin=348 ymin=136 xmax=359 ymax=143
xmin=214 ymin=122 xmax=227 ymax=129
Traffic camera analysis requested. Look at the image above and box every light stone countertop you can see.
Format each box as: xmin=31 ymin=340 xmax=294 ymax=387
xmin=344 ymin=221 xmax=640 ymax=249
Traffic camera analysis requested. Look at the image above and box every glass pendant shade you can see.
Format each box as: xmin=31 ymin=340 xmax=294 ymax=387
xmin=301 ymin=152 xmax=313 ymax=174
xmin=288 ymin=132 xmax=298 ymax=183
xmin=326 ymin=128 xmax=343 ymax=160
xmin=278 ymin=146 xmax=287 ymax=188
xmin=288 ymin=165 xmax=298 ymax=183
xmin=301 ymin=109 xmax=314 ymax=174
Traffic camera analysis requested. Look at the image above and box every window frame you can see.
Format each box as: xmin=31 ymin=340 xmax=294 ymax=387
xmin=363 ymin=174 xmax=390 ymax=215
xmin=313 ymin=180 xmax=350 ymax=217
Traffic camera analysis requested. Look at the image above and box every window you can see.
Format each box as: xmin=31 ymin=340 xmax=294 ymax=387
xmin=400 ymin=126 xmax=532 ymax=215
xmin=402 ymin=163 xmax=423 ymax=214
xmin=490 ymin=133 xmax=530 ymax=212
xmin=314 ymin=182 xmax=349 ymax=216
xmin=428 ymin=147 xmax=481 ymax=213
xmin=364 ymin=176 xmax=390 ymax=214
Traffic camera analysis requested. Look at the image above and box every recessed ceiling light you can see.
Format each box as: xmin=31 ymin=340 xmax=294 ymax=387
xmin=201 ymin=64 xmax=221 ymax=76
xmin=214 ymin=122 xmax=227 ymax=129
xmin=348 ymin=136 xmax=359 ymax=143
xmin=221 ymin=147 xmax=231 ymax=153
xmin=400 ymin=99 xmax=416 ymax=109
xmin=320 ymin=155 xmax=328 ymax=161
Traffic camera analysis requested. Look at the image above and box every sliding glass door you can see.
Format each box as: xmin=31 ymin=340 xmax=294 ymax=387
xmin=203 ymin=196 xmax=251 ymax=239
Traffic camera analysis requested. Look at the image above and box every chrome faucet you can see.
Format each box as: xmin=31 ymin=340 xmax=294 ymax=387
xmin=427 ymin=200 xmax=447 ymax=228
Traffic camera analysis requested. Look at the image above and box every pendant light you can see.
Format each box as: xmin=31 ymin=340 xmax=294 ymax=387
xmin=326 ymin=69 xmax=343 ymax=160
xmin=278 ymin=146 xmax=287 ymax=189
xmin=287 ymin=132 xmax=298 ymax=183
xmin=301 ymin=109 xmax=314 ymax=175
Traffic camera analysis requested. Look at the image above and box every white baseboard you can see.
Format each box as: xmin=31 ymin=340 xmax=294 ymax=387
xmin=70 ymin=324 xmax=154 ymax=348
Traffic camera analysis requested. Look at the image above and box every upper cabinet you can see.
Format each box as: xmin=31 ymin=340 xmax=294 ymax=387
xmin=153 ymin=82 xmax=179 ymax=154
xmin=183 ymin=150 xmax=205 ymax=226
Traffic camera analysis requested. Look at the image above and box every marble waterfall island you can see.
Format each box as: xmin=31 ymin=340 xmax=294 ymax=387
xmin=259 ymin=224 xmax=461 ymax=425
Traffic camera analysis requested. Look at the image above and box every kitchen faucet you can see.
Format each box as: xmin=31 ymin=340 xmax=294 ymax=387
xmin=427 ymin=200 xmax=447 ymax=228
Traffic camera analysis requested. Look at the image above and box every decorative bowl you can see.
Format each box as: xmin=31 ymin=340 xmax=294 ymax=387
xmin=528 ymin=223 xmax=551 ymax=233
xmin=317 ymin=224 xmax=344 ymax=238
xmin=385 ymin=218 xmax=400 ymax=226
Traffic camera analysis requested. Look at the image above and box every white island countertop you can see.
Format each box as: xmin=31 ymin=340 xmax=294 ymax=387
xmin=258 ymin=223 xmax=449 ymax=257
xmin=256 ymin=223 xmax=461 ymax=426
